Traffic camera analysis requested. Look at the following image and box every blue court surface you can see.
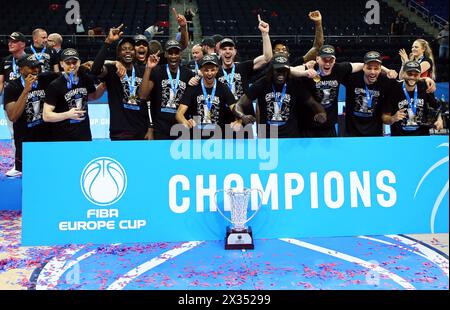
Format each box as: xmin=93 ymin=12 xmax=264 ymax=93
xmin=0 ymin=210 xmax=448 ymax=290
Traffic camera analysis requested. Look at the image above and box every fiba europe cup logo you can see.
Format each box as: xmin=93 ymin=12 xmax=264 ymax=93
xmin=80 ymin=157 xmax=127 ymax=206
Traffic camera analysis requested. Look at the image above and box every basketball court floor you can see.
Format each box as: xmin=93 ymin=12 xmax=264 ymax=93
xmin=0 ymin=210 xmax=448 ymax=290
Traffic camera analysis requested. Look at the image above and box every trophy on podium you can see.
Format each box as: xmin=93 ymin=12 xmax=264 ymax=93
xmin=214 ymin=188 xmax=263 ymax=250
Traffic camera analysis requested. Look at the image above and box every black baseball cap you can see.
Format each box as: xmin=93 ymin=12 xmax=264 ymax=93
xmin=117 ymin=37 xmax=135 ymax=47
xmin=61 ymin=48 xmax=80 ymax=61
xmin=219 ymin=38 xmax=235 ymax=49
xmin=201 ymin=37 xmax=215 ymax=48
xmin=319 ymin=45 xmax=336 ymax=58
xmin=272 ymin=53 xmax=290 ymax=70
xmin=200 ymin=54 xmax=220 ymax=67
xmin=9 ymin=32 xmax=26 ymax=43
xmin=212 ymin=34 xmax=224 ymax=44
xmin=403 ymin=60 xmax=421 ymax=73
xmin=364 ymin=51 xmax=382 ymax=64
xmin=17 ymin=54 xmax=40 ymax=68
xmin=165 ymin=39 xmax=182 ymax=51
xmin=133 ymin=34 xmax=149 ymax=46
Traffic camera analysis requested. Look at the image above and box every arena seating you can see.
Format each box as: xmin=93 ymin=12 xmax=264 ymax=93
xmin=0 ymin=0 xmax=447 ymax=81
xmin=416 ymin=0 xmax=449 ymax=20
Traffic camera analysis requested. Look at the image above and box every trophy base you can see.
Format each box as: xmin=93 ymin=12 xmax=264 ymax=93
xmin=224 ymin=226 xmax=254 ymax=250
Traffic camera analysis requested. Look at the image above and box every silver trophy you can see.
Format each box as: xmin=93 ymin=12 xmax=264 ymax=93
xmin=203 ymin=104 xmax=213 ymax=124
xmin=214 ymin=188 xmax=263 ymax=250
xmin=406 ymin=107 xmax=418 ymax=126
xmin=272 ymin=102 xmax=283 ymax=121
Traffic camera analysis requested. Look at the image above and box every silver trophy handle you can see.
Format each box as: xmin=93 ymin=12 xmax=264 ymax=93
xmin=243 ymin=188 xmax=263 ymax=225
xmin=214 ymin=189 xmax=233 ymax=224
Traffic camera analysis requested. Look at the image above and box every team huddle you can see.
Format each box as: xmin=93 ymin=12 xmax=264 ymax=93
xmin=0 ymin=9 xmax=445 ymax=173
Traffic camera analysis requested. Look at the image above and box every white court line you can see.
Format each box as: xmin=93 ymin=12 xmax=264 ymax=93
xmin=107 ymin=241 xmax=203 ymax=290
xmin=386 ymin=234 xmax=449 ymax=278
xmin=280 ymin=238 xmax=416 ymax=290
xmin=36 ymin=243 xmax=121 ymax=290
xmin=36 ymin=245 xmax=85 ymax=290
xmin=358 ymin=235 xmax=449 ymax=278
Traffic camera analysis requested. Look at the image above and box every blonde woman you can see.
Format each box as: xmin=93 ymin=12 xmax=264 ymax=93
xmin=399 ymin=39 xmax=436 ymax=80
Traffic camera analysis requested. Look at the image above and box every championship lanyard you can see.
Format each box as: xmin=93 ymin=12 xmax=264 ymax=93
xmin=30 ymin=45 xmax=46 ymax=62
xmin=201 ymin=78 xmax=217 ymax=114
xmin=364 ymin=84 xmax=374 ymax=108
xmin=64 ymin=72 xmax=79 ymax=90
xmin=20 ymin=76 xmax=37 ymax=89
xmin=166 ymin=64 xmax=180 ymax=95
xmin=195 ymin=62 xmax=199 ymax=75
xmin=402 ymin=82 xmax=418 ymax=114
xmin=316 ymin=66 xmax=322 ymax=77
xmin=12 ymin=58 xmax=18 ymax=75
xmin=222 ymin=64 xmax=235 ymax=92
xmin=272 ymin=83 xmax=287 ymax=111
xmin=124 ymin=65 xmax=137 ymax=98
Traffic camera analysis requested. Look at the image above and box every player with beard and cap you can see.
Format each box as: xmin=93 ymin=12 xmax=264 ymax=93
xmin=43 ymin=48 xmax=105 ymax=142
xmin=299 ymin=44 xmax=398 ymax=138
xmin=176 ymin=54 xmax=237 ymax=139
xmin=139 ymin=39 xmax=194 ymax=140
xmin=25 ymin=28 xmax=59 ymax=73
xmin=233 ymin=53 xmax=326 ymax=138
xmin=342 ymin=51 xmax=397 ymax=137
xmin=91 ymin=24 xmax=151 ymax=140
xmin=134 ymin=34 xmax=150 ymax=66
xmin=1 ymin=32 xmax=27 ymax=177
xmin=200 ymin=37 xmax=216 ymax=56
xmin=187 ymin=44 xmax=204 ymax=75
xmin=3 ymin=54 xmax=60 ymax=174
xmin=382 ymin=61 xmax=443 ymax=136
xmin=212 ymin=34 xmax=224 ymax=55
xmin=273 ymin=11 xmax=324 ymax=66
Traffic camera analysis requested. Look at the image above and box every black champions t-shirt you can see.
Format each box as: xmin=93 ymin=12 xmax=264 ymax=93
xmin=0 ymin=55 xmax=23 ymax=87
xmin=4 ymin=72 xmax=59 ymax=142
xmin=180 ymin=79 xmax=235 ymax=138
xmin=102 ymin=63 xmax=149 ymax=138
xmin=24 ymin=46 xmax=58 ymax=73
xmin=216 ymin=60 xmax=255 ymax=101
xmin=150 ymin=64 xmax=194 ymax=138
xmin=383 ymin=80 xmax=437 ymax=136
xmin=300 ymin=62 xmax=353 ymax=130
xmin=342 ymin=72 xmax=394 ymax=137
xmin=246 ymin=77 xmax=311 ymax=138
xmin=45 ymin=72 xmax=96 ymax=141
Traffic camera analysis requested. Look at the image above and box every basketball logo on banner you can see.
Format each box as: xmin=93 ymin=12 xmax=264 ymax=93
xmin=80 ymin=157 xmax=127 ymax=206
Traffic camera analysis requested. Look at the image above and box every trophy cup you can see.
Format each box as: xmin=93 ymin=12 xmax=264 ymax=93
xmin=214 ymin=188 xmax=263 ymax=250
xmin=406 ymin=107 xmax=418 ymax=126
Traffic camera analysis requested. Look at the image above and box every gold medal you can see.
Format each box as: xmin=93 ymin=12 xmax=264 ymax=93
xmin=313 ymin=75 xmax=321 ymax=83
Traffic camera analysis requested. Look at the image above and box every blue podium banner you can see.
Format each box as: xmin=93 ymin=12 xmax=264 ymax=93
xmin=22 ymin=137 xmax=448 ymax=246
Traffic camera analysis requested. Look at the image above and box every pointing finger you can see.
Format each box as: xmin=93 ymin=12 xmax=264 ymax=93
xmin=257 ymin=14 xmax=261 ymax=23
xmin=172 ymin=7 xmax=178 ymax=17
